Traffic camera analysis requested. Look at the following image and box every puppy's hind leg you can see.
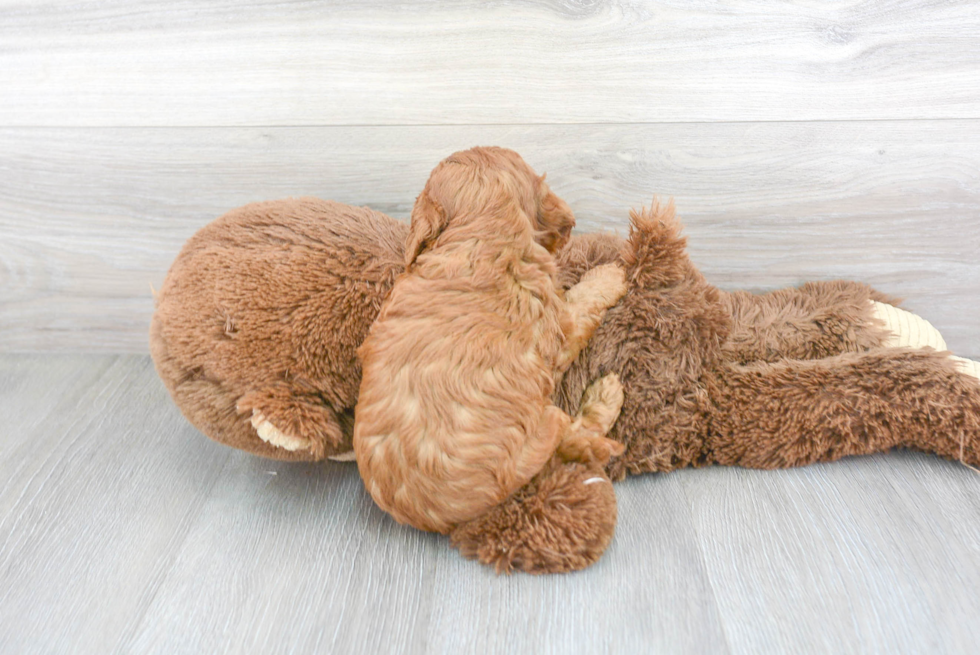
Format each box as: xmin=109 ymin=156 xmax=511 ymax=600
xmin=513 ymin=406 xmax=570 ymax=484
xmin=557 ymin=373 xmax=626 ymax=465
xmin=516 ymin=375 xmax=627 ymax=483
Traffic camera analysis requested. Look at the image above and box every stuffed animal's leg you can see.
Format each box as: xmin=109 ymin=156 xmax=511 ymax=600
xmin=556 ymin=264 xmax=627 ymax=371
xmin=951 ymin=356 xmax=980 ymax=380
xmin=721 ymin=281 xmax=898 ymax=364
xmin=236 ymin=383 xmax=349 ymax=461
xmin=450 ymin=456 xmax=618 ymax=574
xmin=705 ymin=349 xmax=980 ymax=469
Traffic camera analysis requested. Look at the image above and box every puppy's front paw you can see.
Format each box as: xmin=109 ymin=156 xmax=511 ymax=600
xmin=578 ymin=373 xmax=625 ymax=434
xmin=249 ymin=409 xmax=313 ymax=452
xmin=567 ymin=263 xmax=628 ymax=309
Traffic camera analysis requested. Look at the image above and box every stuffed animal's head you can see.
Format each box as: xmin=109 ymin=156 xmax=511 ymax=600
xmin=405 ymin=146 xmax=575 ymax=267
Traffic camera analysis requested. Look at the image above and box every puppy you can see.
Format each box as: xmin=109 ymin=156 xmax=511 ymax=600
xmin=354 ymin=147 xmax=628 ymax=533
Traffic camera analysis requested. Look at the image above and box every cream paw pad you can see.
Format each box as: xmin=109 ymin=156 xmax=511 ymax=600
xmin=871 ymin=301 xmax=947 ymax=350
xmin=871 ymin=301 xmax=979 ymax=380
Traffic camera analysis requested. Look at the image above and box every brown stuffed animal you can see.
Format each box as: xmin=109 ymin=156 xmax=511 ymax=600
xmin=150 ymin=196 xmax=980 ymax=574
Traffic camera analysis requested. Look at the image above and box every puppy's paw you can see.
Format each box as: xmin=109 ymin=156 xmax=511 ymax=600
xmin=567 ymin=263 xmax=628 ymax=309
xmin=249 ymin=409 xmax=313 ymax=452
xmin=578 ymin=373 xmax=625 ymax=434
xmin=560 ymin=374 xmax=627 ymax=465
xmin=558 ymin=434 xmax=626 ymax=466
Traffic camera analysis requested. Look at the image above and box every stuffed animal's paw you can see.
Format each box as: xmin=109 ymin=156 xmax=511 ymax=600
xmin=248 ymin=410 xmax=356 ymax=461
xmin=237 ymin=387 xmax=351 ymax=461
xmin=249 ymin=409 xmax=313 ymax=452
xmin=871 ymin=301 xmax=947 ymax=350
xmin=450 ymin=458 xmax=618 ymax=574
xmin=869 ymin=302 xmax=980 ymax=382
xmin=951 ymin=356 xmax=980 ymax=381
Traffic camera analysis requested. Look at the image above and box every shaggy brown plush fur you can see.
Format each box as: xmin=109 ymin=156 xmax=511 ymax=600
xmin=151 ymin=198 xmax=406 ymax=461
xmin=354 ymin=147 xmax=626 ymax=533
xmin=151 ymin=195 xmax=980 ymax=574
xmin=449 ymin=456 xmax=617 ymax=574
xmin=551 ymin=201 xmax=980 ymax=482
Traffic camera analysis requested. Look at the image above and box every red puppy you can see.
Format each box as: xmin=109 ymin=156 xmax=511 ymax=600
xmin=354 ymin=147 xmax=627 ymax=533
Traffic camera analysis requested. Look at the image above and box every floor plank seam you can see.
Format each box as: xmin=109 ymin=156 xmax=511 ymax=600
xmin=4 ymin=116 xmax=980 ymax=130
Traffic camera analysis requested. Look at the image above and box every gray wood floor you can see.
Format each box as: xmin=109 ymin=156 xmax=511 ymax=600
xmin=3 ymin=354 xmax=980 ymax=654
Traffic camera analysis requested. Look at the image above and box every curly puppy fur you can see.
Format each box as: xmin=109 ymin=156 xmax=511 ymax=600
xmin=354 ymin=147 xmax=625 ymax=534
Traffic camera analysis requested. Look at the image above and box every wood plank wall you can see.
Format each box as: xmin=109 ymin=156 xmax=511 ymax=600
xmin=1 ymin=1 xmax=978 ymax=355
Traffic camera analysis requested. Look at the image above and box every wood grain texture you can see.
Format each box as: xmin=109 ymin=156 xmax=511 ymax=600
xmin=4 ymin=355 xmax=980 ymax=653
xmin=1 ymin=122 xmax=977 ymax=355
xmin=1 ymin=0 xmax=979 ymax=126
xmin=0 ymin=355 xmax=232 ymax=653
xmin=677 ymin=457 xmax=980 ymax=653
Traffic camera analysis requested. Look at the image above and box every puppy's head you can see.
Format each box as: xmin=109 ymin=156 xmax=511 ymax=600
xmin=405 ymin=147 xmax=576 ymax=267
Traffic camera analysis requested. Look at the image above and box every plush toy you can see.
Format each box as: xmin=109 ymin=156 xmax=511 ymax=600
xmin=150 ymin=196 xmax=980 ymax=574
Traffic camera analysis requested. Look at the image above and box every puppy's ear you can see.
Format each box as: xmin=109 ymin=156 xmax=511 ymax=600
xmin=405 ymin=189 xmax=448 ymax=268
xmin=535 ymin=187 xmax=576 ymax=254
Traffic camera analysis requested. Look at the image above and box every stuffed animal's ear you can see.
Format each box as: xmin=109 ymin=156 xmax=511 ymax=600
xmin=405 ymin=190 xmax=448 ymax=268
